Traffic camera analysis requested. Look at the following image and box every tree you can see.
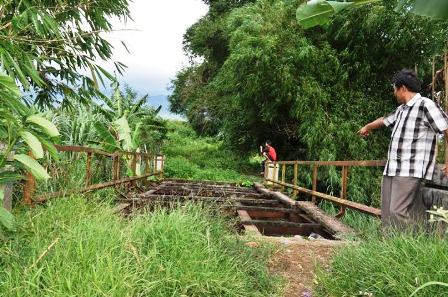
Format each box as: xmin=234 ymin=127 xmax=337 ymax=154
xmin=0 ymin=0 xmax=130 ymax=107
xmin=0 ymin=0 xmax=130 ymax=231
xmin=170 ymin=0 xmax=448 ymax=204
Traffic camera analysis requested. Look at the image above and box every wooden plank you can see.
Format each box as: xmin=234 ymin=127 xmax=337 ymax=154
xmin=113 ymin=203 xmax=130 ymax=214
xmin=265 ymin=178 xmax=381 ymax=217
xmin=297 ymin=201 xmax=355 ymax=237
xmin=254 ymin=182 xmax=297 ymax=207
xmin=235 ymin=203 xmax=262 ymax=236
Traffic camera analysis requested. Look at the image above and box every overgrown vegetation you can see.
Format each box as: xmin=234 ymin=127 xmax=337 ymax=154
xmin=315 ymin=231 xmax=448 ymax=296
xmin=169 ymin=0 xmax=448 ymax=205
xmin=163 ymin=121 xmax=260 ymax=184
xmin=0 ymin=197 xmax=282 ymax=296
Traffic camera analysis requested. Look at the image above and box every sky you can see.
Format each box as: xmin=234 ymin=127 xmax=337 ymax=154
xmin=100 ymin=0 xmax=208 ymax=97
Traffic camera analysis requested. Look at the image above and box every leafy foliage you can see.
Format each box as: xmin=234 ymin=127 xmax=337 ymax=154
xmin=170 ymin=0 xmax=448 ymax=204
xmin=0 ymin=0 xmax=130 ymax=107
xmin=0 ymin=0 xmax=130 ymax=232
xmin=297 ymin=0 xmax=448 ymax=29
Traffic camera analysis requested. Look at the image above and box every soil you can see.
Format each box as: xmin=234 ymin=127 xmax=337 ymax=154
xmin=266 ymin=238 xmax=347 ymax=297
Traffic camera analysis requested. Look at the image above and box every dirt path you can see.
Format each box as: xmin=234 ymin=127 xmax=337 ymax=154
xmin=266 ymin=238 xmax=346 ymax=297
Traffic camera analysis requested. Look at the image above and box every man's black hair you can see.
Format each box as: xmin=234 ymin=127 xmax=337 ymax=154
xmin=265 ymin=140 xmax=272 ymax=146
xmin=392 ymin=69 xmax=422 ymax=92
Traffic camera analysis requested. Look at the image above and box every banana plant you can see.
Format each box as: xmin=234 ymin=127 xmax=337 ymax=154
xmin=0 ymin=74 xmax=60 ymax=232
xmin=93 ymin=116 xmax=142 ymax=176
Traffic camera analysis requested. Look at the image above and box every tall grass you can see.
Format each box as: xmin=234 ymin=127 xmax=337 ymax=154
xmin=163 ymin=121 xmax=260 ymax=183
xmin=315 ymin=230 xmax=448 ymax=297
xmin=0 ymin=197 xmax=282 ymax=296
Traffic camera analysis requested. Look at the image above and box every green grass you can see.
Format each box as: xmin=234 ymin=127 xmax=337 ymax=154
xmin=314 ymin=231 xmax=448 ymax=297
xmin=1 ymin=197 xmax=282 ymax=297
xmin=163 ymin=121 xmax=261 ymax=184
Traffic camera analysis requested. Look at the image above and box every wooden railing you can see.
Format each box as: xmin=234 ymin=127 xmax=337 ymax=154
xmin=264 ymin=160 xmax=386 ymax=217
xmin=24 ymin=145 xmax=165 ymax=204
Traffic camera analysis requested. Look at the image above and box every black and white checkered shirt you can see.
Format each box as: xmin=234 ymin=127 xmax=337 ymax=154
xmin=383 ymin=93 xmax=448 ymax=180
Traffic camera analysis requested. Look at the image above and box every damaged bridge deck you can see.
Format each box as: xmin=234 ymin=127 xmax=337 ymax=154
xmin=118 ymin=179 xmax=354 ymax=240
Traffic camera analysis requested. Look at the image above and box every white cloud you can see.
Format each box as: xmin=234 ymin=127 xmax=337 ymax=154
xmin=100 ymin=0 xmax=208 ymax=95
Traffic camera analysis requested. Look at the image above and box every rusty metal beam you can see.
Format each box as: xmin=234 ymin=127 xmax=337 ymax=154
xmin=55 ymin=145 xmax=114 ymax=157
xmin=126 ymin=195 xmax=280 ymax=205
xmin=36 ymin=172 xmax=157 ymax=203
xmin=272 ymin=160 xmax=386 ymax=167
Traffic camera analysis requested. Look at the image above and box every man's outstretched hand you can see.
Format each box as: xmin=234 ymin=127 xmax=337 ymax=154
xmin=443 ymin=164 xmax=448 ymax=177
xmin=358 ymin=126 xmax=370 ymax=138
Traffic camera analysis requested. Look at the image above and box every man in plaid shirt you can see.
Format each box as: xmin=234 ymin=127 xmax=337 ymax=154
xmin=359 ymin=69 xmax=448 ymax=228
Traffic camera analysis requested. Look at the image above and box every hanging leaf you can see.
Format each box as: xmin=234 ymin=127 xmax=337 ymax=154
xmin=408 ymin=0 xmax=448 ymax=19
xmin=296 ymin=0 xmax=380 ymax=29
xmin=114 ymin=116 xmax=132 ymax=151
xmin=19 ymin=131 xmax=44 ymax=159
xmin=93 ymin=122 xmax=120 ymax=152
xmin=14 ymin=154 xmax=50 ymax=180
xmin=26 ymin=115 xmax=60 ymax=137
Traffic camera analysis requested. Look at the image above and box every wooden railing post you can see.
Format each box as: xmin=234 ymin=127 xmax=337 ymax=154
xmin=112 ymin=154 xmax=120 ymax=182
xmin=293 ymin=162 xmax=298 ymax=197
xmin=312 ymin=163 xmax=318 ymax=204
xmin=281 ymin=163 xmax=286 ymax=192
xmin=131 ymin=153 xmax=137 ymax=176
xmin=85 ymin=152 xmax=93 ymax=187
xmin=153 ymin=156 xmax=158 ymax=174
xmin=336 ymin=165 xmax=348 ymax=218
xmin=144 ymin=156 xmax=150 ymax=175
xmin=161 ymin=155 xmax=165 ymax=179
xmin=23 ymin=151 xmax=35 ymax=206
